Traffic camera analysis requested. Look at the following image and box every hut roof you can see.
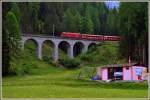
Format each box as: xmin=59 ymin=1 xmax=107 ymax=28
xmin=100 ymin=63 xmax=137 ymax=68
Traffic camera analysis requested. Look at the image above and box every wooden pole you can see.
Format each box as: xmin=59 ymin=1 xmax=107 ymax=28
xmin=53 ymin=24 xmax=55 ymax=37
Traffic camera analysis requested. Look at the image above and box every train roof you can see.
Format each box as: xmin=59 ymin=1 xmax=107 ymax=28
xmin=62 ymin=32 xmax=81 ymax=34
xmin=61 ymin=32 xmax=121 ymax=37
xmin=82 ymin=34 xmax=102 ymax=36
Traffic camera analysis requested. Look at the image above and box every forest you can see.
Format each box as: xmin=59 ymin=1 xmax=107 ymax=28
xmin=2 ymin=2 xmax=148 ymax=75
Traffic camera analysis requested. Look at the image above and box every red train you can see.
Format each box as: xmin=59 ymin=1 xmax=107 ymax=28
xmin=60 ymin=32 xmax=121 ymax=41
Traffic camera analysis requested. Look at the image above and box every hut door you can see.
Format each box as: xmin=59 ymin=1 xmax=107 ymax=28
xmin=108 ymin=68 xmax=114 ymax=79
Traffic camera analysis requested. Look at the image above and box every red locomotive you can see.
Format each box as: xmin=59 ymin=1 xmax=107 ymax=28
xmin=60 ymin=32 xmax=121 ymax=41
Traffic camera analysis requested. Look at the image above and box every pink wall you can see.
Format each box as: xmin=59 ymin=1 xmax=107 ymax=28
xmin=122 ymin=66 xmax=147 ymax=81
xmin=101 ymin=66 xmax=147 ymax=81
xmin=101 ymin=68 xmax=108 ymax=80
xmin=132 ymin=66 xmax=147 ymax=80
xmin=123 ymin=67 xmax=132 ymax=80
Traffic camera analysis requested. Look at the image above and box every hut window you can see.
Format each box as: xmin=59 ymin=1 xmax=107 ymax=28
xmin=126 ymin=67 xmax=129 ymax=70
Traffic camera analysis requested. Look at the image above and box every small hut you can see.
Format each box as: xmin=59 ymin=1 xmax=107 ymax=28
xmin=99 ymin=63 xmax=148 ymax=81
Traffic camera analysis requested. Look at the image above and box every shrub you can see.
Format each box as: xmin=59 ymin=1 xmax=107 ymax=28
xmin=22 ymin=63 xmax=30 ymax=74
xmin=59 ymin=58 xmax=81 ymax=69
xmin=43 ymin=56 xmax=52 ymax=64
xmin=8 ymin=51 xmax=35 ymax=75
xmin=80 ymin=54 xmax=91 ymax=62
xmin=9 ymin=60 xmax=32 ymax=75
xmin=87 ymin=46 xmax=97 ymax=54
xmin=9 ymin=60 xmax=21 ymax=75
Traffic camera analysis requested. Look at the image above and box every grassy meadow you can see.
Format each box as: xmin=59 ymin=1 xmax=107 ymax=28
xmin=2 ymin=66 xmax=148 ymax=98
xmin=2 ymin=41 xmax=148 ymax=98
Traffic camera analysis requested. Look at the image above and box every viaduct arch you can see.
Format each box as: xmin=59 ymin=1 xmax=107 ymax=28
xmin=21 ymin=35 xmax=100 ymax=61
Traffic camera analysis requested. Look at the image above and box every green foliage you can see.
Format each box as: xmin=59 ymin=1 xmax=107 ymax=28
xmin=42 ymin=42 xmax=53 ymax=63
xmin=42 ymin=56 xmax=52 ymax=64
xmin=5 ymin=11 xmax=20 ymax=36
xmin=119 ymin=2 xmax=148 ymax=63
xmin=8 ymin=40 xmax=37 ymax=75
xmin=9 ymin=57 xmax=22 ymax=75
xmin=24 ymin=40 xmax=37 ymax=58
xmin=63 ymin=9 xmax=76 ymax=32
xmin=41 ymin=3 xmax=62 ymax=35
xmin=59 ymin=58 xmax=81 ymax=69
xmin=80 ymin=42 xmax=126 ymax=66
xmin=8 ymin=54 xmax=31 ymax=75
xmin=12 ymin=2 xmax=119 ymax=35
xmin=8 ymin=39 xmax=59 ymax=75
xmin=106 ymin=8 xmax=119 ymax=35
xmin=4 ymin=2 xmax=121 ymax=35
xmin=3 ymin=3 xmax=21 ymax=75
xmin=28 ymin=3 xmax=40 ymax=34
xmin=10 ymin=3 xmax=20 ymax=22
xmin=83 ymin=16 xmax=94 ymax=34
xmin=78 ymin=67 xmax=97 ymax=79
xmin=82 ymin=5 xmax=94 ymax=34
xmin=74 ymin=10 xmax=83 ymax=33
xmin=4 ymin=3 xmax=21 ymax=58
xmin=80 ymin=54 xmax=91 ymax=62
xmin=92 ymin=10 xmax=100 ymax=34
xmin=4 ymin=9 xmax=22 ymax=75
xmin=98 ymin=3 xmax=108 ymax=34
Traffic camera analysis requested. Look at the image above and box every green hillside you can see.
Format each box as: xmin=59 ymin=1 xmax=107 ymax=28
xmin=9 ymin=40 xmax=127 ymax=75
xmin=79 ymin=41 xmax=126 ymax=67
xmin=3 ymin=40 xmax=148 ymax=98
xmin=9 ymin=40 xmax=61 ymax=75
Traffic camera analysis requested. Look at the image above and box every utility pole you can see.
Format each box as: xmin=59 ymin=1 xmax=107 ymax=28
xmin=143 ymin=45 xmax=145 ymax=64
xmin=53 ymin=24 xmax=55 ymax=37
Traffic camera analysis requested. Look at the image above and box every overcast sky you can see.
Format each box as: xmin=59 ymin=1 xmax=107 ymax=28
xmin=105 ymin=1 xmax=120 ymax=9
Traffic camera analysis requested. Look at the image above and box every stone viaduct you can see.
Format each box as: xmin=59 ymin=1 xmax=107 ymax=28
xmin=21 ymin=34 xmax=101 ymax=61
